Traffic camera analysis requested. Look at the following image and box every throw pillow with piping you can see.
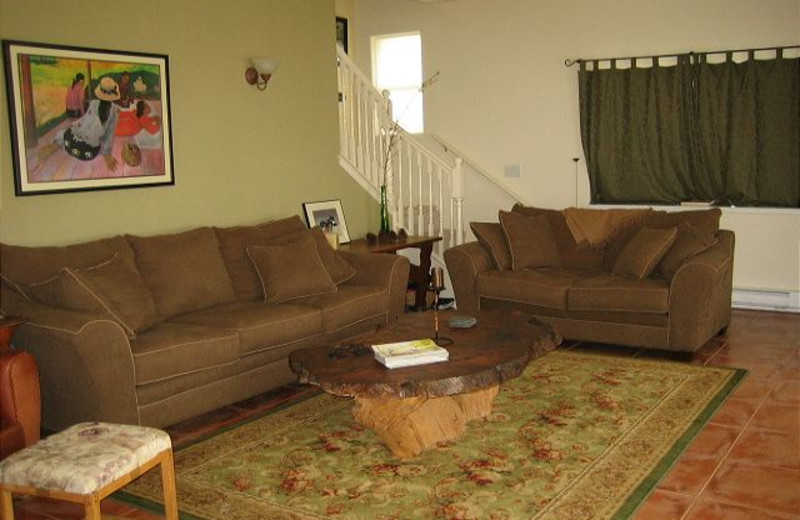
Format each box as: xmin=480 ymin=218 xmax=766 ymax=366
xmin=612 ymin=227 xmax=678 ymax=280
xmin=499 ymin=210 xmax=561 ymax=270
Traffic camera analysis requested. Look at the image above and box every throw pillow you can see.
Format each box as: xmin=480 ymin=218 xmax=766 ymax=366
xmin=126 ymin=227 xmax=237 ymax=317
xmin=498 ymin=211 xmax=561 ymax=270
xmin=215 ymin=216 xmax=308 ymax=301
xmin=309 ymin=227 xmax=357 ymax=284
xmin=26 ymin=254 xmax=161 ymax=337
xmin=612 ymin=227 xmax=678 ymax=280
xmin=247 ymin=233 xmax=337 ymax=304
xmin=470 ymin=222 xmax=512 ymax=270
xmin=658 ymin=222 xmax=718 ymax=279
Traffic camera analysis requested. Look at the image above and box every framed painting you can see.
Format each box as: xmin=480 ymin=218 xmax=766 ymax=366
xmin=2 ymin=40 xmax=174 ymax=196
xmin=302 ymin=199 xmax=351 ymax=244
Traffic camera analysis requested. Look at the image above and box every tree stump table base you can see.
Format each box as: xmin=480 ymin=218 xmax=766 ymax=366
xmin=352 ymin=385 xmax=499 ymax=459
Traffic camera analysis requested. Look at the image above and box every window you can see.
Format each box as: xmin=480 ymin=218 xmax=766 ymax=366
xmin=372 ymin=32 xmax=424 ymax=134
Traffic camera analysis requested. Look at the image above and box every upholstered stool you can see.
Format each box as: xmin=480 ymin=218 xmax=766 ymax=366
xmin=0 ymin=422 xmax=178 ymax=520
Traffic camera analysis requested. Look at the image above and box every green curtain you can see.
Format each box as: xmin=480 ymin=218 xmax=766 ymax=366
xmin=579 ymin=53 xmax=800 ymax=208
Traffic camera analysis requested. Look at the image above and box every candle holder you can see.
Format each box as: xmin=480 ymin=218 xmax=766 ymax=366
xmin=430 ymin=267 xmax=453 ymax=347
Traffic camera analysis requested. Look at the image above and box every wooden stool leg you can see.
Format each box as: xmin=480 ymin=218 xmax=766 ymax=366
xmin=160 ymin=450 xmax=179 ymax=520
xmin=83 ymin=494 xmax=102 ymax=520
xmin=1 ymin=490 xmax=15 ymax=520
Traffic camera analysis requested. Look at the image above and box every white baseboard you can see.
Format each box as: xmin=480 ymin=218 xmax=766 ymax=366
xmin=732 ymin=288 xmax=800 ymax=313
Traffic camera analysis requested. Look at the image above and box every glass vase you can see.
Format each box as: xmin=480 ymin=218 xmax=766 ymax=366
xmin=379 ymin=185 xmax=391 ymax=234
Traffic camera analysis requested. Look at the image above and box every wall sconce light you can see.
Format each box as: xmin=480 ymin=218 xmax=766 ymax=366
xmin=245 ymin=57 xmax=279 ymax=90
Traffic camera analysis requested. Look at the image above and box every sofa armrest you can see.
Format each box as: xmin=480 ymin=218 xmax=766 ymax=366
xmin=1 ymin=289 xmax=139 ymax=431
xmin=668 ymin=230 xmax=735 ymax=352
xmin=444 ymin=241 xmax=495 ymax=315
xmin=337 ymin=251 xmax=411 ymax=322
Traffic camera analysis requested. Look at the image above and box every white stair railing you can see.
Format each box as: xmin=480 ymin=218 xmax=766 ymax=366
xmin=337 ymin=46 xmax=465 ymax=253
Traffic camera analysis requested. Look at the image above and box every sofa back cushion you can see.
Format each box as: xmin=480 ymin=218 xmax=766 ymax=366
xmin=26 ymin=254 xmax=161 ymax=337
xmin=470 ymin=222 xmax=512 ymax=270
xmin=215 ymin=216 xmax=308 ymax=301
xmin=127 ymin=227 xmax=236 ymax=317
xmin=247 ymin=233 xmax=337 ymax=304
xmin=612 ymin=227 xmax=678 ymax=280
xmin=499 ymin=211 xmax=561 ymax=270
xmin=0 ymin=236 xmax=136 ymax=293
xmin=657 ymin=222 xmax=719 ymax=279
xmin=603 ymin=208 xmax=721 ymax=270
xmin=511 ymin=204 xmax=605 ymax=270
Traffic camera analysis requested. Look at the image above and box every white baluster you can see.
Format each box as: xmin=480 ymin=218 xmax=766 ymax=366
xmin=452 ymin=158 xmax=464 ymax=245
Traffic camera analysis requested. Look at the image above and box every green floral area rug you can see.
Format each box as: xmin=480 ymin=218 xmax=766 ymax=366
xmin=120 ymin=351 xmax=745 ymax=520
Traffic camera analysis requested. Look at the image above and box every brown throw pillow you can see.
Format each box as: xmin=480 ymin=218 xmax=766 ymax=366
xmin=499 ymin=211 xmax=561 ymax=270
xmin=247 ymin=233 xmax=337 ymax=304
xmin=309 ymin=227 xmax=357 ymax=284
xmin=215 ymin=216 xmax=308 ymax=301
xmin=470 ymin=222 xmax=511 ymax=270
xmin=26 ymin=254 xmax=161 ymax=337
xmin=612 ymin=227 xmax=678 ymax=280
xmin=658 ymin=223 xmax=718 ymax=279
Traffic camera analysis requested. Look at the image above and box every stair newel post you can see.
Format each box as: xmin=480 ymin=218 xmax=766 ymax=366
xmin=451 ymin=158 xmax=465 ymax=247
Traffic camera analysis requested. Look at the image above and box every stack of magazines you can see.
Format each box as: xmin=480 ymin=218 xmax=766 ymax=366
xmin=372 ymin=339 xmax=449 ymax=369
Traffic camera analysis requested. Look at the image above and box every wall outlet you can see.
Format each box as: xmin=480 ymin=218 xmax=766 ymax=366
xmin=503 ymin=164 xmax=521 ymax=178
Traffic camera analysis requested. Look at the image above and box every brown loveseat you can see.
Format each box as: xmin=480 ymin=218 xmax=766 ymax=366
xmin=0 ymin=216 xmax=410 ymax=432
xmin=444 ymin=205 xmax=734 ymax=353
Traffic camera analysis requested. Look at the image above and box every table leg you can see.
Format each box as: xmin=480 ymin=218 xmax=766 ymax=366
xmin=352 ymin=385 xmax=499 ymax=459
xmin=411 ymin=242 xmax=434 ymax=309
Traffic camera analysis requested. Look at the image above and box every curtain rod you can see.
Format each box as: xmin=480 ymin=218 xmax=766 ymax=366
xmin=564 ymin=44 xmax=800 ymax=67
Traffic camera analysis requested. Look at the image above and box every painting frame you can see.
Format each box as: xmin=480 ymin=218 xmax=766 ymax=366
xmin=302 ymin=199 xmax=351 ymax=244
xmin=2 ymin=40 xmax=175 ymax=196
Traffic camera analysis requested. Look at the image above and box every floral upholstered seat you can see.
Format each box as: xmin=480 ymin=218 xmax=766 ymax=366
xmin=0 ymin=422 xmax=171 ymax=495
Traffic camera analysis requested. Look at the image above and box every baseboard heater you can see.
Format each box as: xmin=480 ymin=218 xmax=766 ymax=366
xmin=732 ymin=288 xmax=800 ymax=313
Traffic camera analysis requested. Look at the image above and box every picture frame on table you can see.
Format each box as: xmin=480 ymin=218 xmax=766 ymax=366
xmin=2 ymin=40 xmax=174 ymax=196
xmin=302 ymin=199 xmax=351 ymax=244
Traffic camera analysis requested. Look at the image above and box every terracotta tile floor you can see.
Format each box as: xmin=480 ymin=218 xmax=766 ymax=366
xmin=7 ymin=309 xmax=799 ymax=519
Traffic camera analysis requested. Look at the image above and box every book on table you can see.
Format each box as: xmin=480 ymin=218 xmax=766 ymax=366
xmin=372 ymin=338 xmax=449 ymax=368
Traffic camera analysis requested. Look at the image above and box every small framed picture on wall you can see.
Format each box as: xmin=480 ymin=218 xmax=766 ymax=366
xmin=336 ymin=17 xmax=349 ymax=54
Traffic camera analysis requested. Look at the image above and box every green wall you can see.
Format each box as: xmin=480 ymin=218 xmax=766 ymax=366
xmin=0 ymin=0 xmax=375 ymax=246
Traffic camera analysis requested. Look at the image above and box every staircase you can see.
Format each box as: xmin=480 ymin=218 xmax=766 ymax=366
xmin=336 ymin=46 xmax=465 ymax=258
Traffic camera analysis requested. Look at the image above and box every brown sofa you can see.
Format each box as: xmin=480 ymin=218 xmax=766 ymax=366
xmin=0 ymin=216 xmax=410 ymax=432
xmin=444 ymin=205 xmax=734 ymax=353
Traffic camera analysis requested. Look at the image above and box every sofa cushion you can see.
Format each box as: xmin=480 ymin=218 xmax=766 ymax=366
xmin=568 ymin=274 xmax=670 ymax=313
xmin=603 ymin=208 xmax=721 ymax=270
xmin=0 ymin=236 xmax=136 ymax=292
xmin=511 ymin=204 xmax=604 ymax=270
xmin=294 ymin=284 xmax=389 ymax=333
xmin=470 ymin=222 xmax=511 ymax=270
xmin=247 ymin=233 xmax=337 ymax=304
xmin=647 ymin=208 xmax=722 ymax=234
xmin=127 ymin=228 xmax=237 ymax=318
xmin=171 ymin=301 xmax=323 ymax=356
xmin=130 ymin=323 xmax=240 ymax=385
xmin=658 ymin=223 xmax=719 ymax=279
xmin=499 ymin=211 xmax=561 ymax=270
xmin=215 ymin=216 xmax=308 ymax=301
xmin=612 ymin=227 xmax=678 ymax=280
xmin=26 ymin=254 xmax=161 ymax=338
xmin=309 ymin=227 xmax=357 ymax=285
xmin=478 ymin=268 xmax=589 ymax=310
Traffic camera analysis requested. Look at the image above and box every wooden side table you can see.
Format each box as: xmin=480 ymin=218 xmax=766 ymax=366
xmin=339 ymin=236 xmax=442 ymax=310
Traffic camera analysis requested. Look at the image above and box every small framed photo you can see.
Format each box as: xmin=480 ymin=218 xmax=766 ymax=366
xmin=302 ymin=199 xmax=351 ymax=244
xmin=2 ymin=40 xmax=174 ymax=196
xmin=336 ymin=17 xmax=349 ymax=54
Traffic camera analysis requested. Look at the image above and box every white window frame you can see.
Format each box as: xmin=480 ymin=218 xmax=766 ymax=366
xmin=371 ymin=31 xmax=424 ymax=134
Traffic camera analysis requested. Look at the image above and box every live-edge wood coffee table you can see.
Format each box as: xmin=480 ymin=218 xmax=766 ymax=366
xmin=289 ymin=310 xmax=560 ymax=458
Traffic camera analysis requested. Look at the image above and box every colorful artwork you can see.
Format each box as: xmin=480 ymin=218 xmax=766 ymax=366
xmin=3 ymin=40 xmax=174 ymax=195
